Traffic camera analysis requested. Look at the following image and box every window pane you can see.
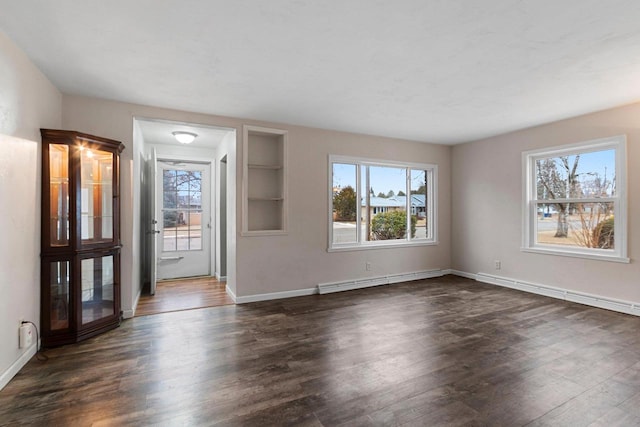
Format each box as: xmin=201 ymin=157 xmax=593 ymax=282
xmin=177 ymin=190 xmax=190 ymax=208
xmin=410 ymin=169 xmax=428 ymax=240
xmin=369 ymin=166 xmax=408 ymax=241
xmin=176 ymin=170 xmax=189 ymax=191
xmin=189 ymin=171 xmax=202 ymax=191
xmin=163 ymin=211 xmax=177 ymax=251
xmin=332 ymin=163 xmax=357 ymax=244
xmin=189 ymin=210 xmax=202 ymax=250
xmin=536 ymin=149 xmax=616 ymax=200
xmin=163 ymin=170 xmax=177 ymax=209
xmin=536 ymin=202 xmax=614 ymax=249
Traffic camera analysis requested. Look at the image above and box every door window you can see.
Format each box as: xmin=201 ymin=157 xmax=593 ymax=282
xmin=162 ymin=169 xmax=203 ymax=251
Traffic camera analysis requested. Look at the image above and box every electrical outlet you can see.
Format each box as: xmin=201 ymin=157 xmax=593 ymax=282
xmin=495 ymin=260 xmax=501 ymax=270
xmin=366 ymin=262 xmax=372 ymax=271
xmin=19 ymin=323 xmax=32 ymax=349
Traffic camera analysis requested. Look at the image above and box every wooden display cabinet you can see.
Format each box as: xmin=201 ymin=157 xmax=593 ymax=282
xmin=40 ymin=129 xmax=124 ymax=347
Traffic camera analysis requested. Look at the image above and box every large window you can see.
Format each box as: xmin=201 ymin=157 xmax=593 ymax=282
xmin=523 ymin=136 xmax=628 ymax=262
xmin=329 ymin=155 xmax=437 ymax=250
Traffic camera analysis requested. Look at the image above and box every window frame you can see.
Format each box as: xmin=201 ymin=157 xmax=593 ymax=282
xmin=328 ymin=155 xmax=438 ymax=252
xmin=522 ymin=135 xmax=629 ymax=263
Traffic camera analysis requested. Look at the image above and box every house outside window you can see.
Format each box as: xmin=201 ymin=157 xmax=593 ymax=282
xmin=329 ymin=155 xmax=437 ymax=251
xmin=522 ymin=136 xmax=628 ymax=262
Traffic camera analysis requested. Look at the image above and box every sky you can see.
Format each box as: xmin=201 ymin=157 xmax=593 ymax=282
xmin=538 ymin=149 xmax=616 ymax=195
xmin=333 ymin=163 xmax=426 ymax=196
xmin=334 ymin=148 xmax=615 ymax=198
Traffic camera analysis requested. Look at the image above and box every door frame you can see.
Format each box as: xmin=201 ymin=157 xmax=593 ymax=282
xmin=155 ymin=153 xmax=216 ymax=281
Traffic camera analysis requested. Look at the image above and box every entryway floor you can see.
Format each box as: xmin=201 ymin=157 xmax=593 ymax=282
xmin=135 ymin=276 xmax=234 ymax=316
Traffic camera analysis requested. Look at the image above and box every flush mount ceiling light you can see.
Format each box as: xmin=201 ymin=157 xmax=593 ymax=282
xmin=172 ymin=131 xmax=198 ymax=144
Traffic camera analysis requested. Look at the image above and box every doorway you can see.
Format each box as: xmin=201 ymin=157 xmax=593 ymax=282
xmin=134 ymin=117 xmax=237 ymax=316
xmin=218 ymin=155 xmax=227 ymax=280
xmin=156 ymin=160 xmax=211 ymax=280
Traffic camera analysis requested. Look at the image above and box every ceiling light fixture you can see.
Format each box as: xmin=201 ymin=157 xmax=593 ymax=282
xmin=172 ymin=131 xmax=198 ymax=144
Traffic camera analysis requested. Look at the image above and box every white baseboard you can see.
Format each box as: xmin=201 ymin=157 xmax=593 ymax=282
xmin=318 ymin=269 xmax=446 ymax=295
xmin=449 ymin=270 xmax=640 ymax=317
xmin=122 ymin=286 xmax=143 ymax=319
xmin=0 ymin=342 xmax=38 ymax=391
xmin=235 ymin=287 xmax=317 ymax=304
xmin=225 ymin=284 xmax=237 ymax=303
xmin=216 ymin=274 xmax=227 ymax=282
xmin=447 ymin=269 xmax=477 ymax=280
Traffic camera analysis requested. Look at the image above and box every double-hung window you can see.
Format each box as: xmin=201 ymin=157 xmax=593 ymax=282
xmin=329 ymin=155 xmax=437 ymax=250
xmin=523 ymin=136 xmax=628 ymax=262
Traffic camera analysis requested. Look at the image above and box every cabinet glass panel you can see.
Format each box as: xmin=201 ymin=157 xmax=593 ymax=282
xmin=50 ymin=261 xmax=70 ymax=330
xmin=80 ymin=147 xmax=114 ymax=242
xmin=49 ymin=144 xmax=69 ymax=246
xmin=81 ymin=256 xmax=115 ymax=325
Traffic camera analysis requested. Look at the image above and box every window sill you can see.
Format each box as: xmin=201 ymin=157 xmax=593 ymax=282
xmin=328 ymin=240 xmax=438 ymax=252
xmin=521 ymin=246 xmax=630 ymax=264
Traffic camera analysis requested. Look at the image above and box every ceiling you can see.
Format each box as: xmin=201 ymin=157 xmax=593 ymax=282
xmin=1 ymin=1 xmax=640 ymax=145
xmin=136 ymin=119 xmax=232 ymax=148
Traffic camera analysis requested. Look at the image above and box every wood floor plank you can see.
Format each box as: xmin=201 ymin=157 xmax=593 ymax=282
xmin=135 ymin=276 xmax=234 ymax=316
xmin=2 ymin=275 xmax=640 ymax=426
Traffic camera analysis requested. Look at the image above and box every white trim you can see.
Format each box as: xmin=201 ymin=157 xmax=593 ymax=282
xmin=318 ymin=269 xmax=446 ymax=294
xmin=122 ymin=285 xmax=143 ymax=319
xmin=520 ymin=247 xmax=630 ymax=263
xmin=447 ymin=269 xmax=477 ymax=280
xmin=242 ymin=124 xmax=288 ymax=236
xmin=328 ymin=240 xmax=439 ymax=252
xmin=448 ymin=269 xmax=640 ymax=317
xmin=225 ymin=284 xmax=237 ymax=303
xmin=522 ymin=135 xmax=628 ymax=261
xmin=0 ymin=342 xmax=38 ymax=391
xmin=215 ymin=273 xmax=227 ymax=282
xmin=235 ymin=287 xmax=317 ymax=304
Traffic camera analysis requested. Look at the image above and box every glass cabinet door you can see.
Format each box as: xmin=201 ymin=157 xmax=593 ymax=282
xmin=80 ymin=255 xmax=115 ymax=325
xmin=80 ymin=147 xmax=114 ymax=243
xmin=49 ymin=260 xmax=70 ymax=330
xmin=49 ymin=144 xmax=69 ymax=246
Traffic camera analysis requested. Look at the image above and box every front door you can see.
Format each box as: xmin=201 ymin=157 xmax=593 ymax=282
xmin=156 ymin=161 xmax=211 ymax=280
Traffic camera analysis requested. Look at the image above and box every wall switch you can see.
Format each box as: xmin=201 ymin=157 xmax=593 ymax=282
xmin=366 ymin=262 xmax=372 ymax=271
xmin=494 ymin=260 xmax=501 ymax=270
xmin=19 ymin=323 xmax=32 ymax=349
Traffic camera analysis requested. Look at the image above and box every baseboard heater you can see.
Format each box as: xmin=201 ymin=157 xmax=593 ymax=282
xmin=475 ymin=272 xmax=640 ymax=317
xmin=318 ymin=269 xmax=446 ymax=294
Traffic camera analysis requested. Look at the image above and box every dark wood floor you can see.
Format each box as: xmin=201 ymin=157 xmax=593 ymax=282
xmin=3 ymin=275 xmax=640 ymax=426
xmin=136 ymin=276 xmax=234 ymax=317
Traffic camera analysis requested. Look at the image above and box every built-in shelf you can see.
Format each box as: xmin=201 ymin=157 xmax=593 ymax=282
xmin=242 ymin=125 xmax=288 ymax=236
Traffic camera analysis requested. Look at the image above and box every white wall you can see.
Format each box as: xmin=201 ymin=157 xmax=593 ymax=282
xmin=235 ymin=124 xmax=452 ymax=297
xmin=0 ymin=30 xmax=61 ymax=389
xmin=61 ymin=95 xmax=451 ymax=303
xmin=218 ymin=131 xmax=237 ymax=294
xmin=452 ymin=102 xmax=640 ymax=303
xmin=61 ymin=96 xmax=241 ymax=312
xmin=132 ymin=120 xmax=146 ymax=315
